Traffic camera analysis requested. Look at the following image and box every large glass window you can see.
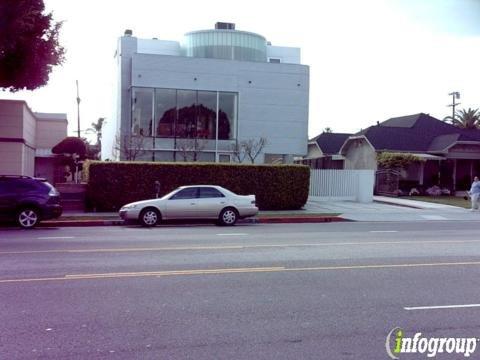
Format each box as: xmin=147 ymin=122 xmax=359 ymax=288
xmin=134 ymin=87 xmax=237 ymax=141
xmin=218 ymin=92 xmax=237 ymax=140
xmin=177 ymin=90 xmax=197 ymax=138
xmin=132 ymin=88 xmax=153 ymax=136
xmin=155 ymin=89 xmax=176 ymax=137
xmin=197 ymin=91 xmax=217 ymax=139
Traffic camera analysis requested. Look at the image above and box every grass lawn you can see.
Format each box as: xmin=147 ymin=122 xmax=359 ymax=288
xmin=409 ymin=196 xmax=471 ymax=209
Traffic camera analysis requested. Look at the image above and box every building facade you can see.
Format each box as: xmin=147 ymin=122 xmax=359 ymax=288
xmin=103 ymin=23 xmax=309 ymax=163
xmin=0 ymin=100 xmax=68 ymax=184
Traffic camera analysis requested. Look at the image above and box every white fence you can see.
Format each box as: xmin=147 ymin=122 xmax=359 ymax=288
xmin=309 ymin=169 xmax=375 ymax=203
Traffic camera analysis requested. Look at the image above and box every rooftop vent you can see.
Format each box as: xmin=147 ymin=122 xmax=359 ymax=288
xmin=215 ymin=22 xmax=235 ymax=30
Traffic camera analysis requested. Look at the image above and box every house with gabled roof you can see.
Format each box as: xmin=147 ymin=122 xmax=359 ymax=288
xmin=301 ymin=132 xmax=351 ymax=169
xmin=304 ymin=113 xmax=480 ymax=192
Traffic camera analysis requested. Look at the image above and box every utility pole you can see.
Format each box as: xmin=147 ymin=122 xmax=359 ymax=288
xmin=76 ymin=80 xmax=81 ymax=138
xmin=447 ymin=91 xmax=460 ymax=120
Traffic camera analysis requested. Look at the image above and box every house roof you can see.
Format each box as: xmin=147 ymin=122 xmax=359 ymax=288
xmin=356 ymin=113 xmax=480 ymax=152
xmin=311 ymin=132 xmax=351 ymax=155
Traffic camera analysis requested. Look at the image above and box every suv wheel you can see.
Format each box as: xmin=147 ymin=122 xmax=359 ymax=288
xmin=17 ymin=208 xmax=40 ymax=229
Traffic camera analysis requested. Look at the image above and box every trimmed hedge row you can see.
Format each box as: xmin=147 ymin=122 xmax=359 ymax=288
xmin=84 ymin=161 xmax=310 ymax=211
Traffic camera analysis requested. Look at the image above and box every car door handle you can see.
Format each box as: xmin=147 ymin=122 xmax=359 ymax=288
xmin=220 ymin=201 xmax=226 ymax=204
xmin=190 ymin=203 xmax=196 ymax=205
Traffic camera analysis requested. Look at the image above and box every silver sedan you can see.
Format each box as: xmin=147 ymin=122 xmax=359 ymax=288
xmin=119 ymin=185 xmax=258 ymax=227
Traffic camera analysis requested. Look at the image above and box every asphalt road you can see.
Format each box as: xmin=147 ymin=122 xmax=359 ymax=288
xmin=1 ymin=222 xmax=480 ymax=359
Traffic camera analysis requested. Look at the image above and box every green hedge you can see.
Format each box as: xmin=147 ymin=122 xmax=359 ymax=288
xmin=84 ymin=161 xmax=310 ymax=211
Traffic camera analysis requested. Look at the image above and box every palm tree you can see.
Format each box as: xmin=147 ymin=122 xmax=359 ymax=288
xmin=444 ymin=108 xmax=480 ymax=129
xmin=86 ymin=117 xmax=105 ymax=146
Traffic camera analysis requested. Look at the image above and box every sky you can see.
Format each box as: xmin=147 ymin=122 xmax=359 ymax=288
xmin=2 ymin=0 xmax=480 ymax=140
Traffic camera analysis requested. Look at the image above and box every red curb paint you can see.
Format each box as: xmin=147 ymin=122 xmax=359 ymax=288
xmin=39 ymin=216 xmax=346 ymax=227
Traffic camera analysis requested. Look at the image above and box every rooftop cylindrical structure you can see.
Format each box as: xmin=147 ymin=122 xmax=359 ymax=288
xmin=182 ymin=29 xmax=267 ymax=62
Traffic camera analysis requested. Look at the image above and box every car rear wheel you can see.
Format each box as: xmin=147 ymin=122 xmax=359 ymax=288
xmin=139 ymin=208 xmax=160 ymax=227
xmin=17 ymin=208 xmax=40 ymax=229
xmin=218 ymin=207 xmax=238 ymax=226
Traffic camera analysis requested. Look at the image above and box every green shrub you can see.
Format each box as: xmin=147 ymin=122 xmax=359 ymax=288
xmin=377 ymin=152 xmax=424 ymax=169
xmin=84 ymin=161 xmax=310 ymax=211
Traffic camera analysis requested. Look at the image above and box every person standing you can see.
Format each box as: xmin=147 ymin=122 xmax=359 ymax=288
xmin=469 ymin=176 xmax=480 ymax=211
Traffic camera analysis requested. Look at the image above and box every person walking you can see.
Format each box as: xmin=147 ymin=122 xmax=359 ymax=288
xmin=469 ymin=176 xmax=480 ymax=211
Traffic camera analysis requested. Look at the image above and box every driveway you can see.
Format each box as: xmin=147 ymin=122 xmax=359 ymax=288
xmin=306 ymin=197 xmax=479 ymax=222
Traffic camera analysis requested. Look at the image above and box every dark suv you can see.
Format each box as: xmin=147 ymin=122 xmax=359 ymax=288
xmin=0 ymin=176 xmax=62 ymax=228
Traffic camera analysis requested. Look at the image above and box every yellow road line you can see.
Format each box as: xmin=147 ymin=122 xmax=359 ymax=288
xmin=2 ymin=261 xmax=480 ymax=284
xmin=2 ymin=239 xmax=480 ymax=255
xmin=0 ymin=267 xmax=285 ymax=284
xmin=284 ymin=261 xmax=480 ymax=272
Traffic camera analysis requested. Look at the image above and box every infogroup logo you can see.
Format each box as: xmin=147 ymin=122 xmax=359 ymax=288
xmin=386 ymin=327 xmax=478 ymax=359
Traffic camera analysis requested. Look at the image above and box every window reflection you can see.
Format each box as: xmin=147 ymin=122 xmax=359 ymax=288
xmin=132 ymin=88 xmax=153 ymax=136
xmin=155 ymin=89 xmax=176 ymax=137
xmin=218 ymin=92 xmax=236 ymax=140
xmin=134 ymin=88 xmax=237 ymax=141
xmin=197 ymin=91 xmax=216 ymax=139
xmin=177 ymin=90 xmax=197 ymax=138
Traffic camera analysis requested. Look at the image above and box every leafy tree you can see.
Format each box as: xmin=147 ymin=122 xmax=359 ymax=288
xmin=52 ymin=137 xmax=87 ymax=158
xmin=0 ymin=0 xmax=65 ymax=91
xmin=444 ymin=108 xmax=480 ymax=129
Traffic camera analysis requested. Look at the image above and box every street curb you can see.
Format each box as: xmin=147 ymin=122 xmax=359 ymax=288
xmin=39 ymin=216 xmax=346 ymax=227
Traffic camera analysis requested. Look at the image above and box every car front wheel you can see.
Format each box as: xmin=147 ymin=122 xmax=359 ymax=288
xmin=218 ymin=208 xmax=238 ymax=226
xmin=139 ymin=208 xmax=160 ymax=227
xmin=17 ymin=208 xmax=40 ymax=229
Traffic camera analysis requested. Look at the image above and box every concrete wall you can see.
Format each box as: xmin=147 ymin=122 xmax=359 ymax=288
xmin=0 ymin=100 xmax=24 ymax=139
xmin=122 ymin=52 xmax=309 ymax=162
xmin=35 ymin=113 xmax=68 ymax=149
xmin=266 ymin=45 xmax=301 ymax=64
xmin=22 ymin=105 xmax=36 ymax=147
xmin=343 ymin=139 xmax=377 ymax=170
xmin=0 ymin=101 xmax=35 ymax=176
xmin=0 ymin=142 xmax=24 ymax=175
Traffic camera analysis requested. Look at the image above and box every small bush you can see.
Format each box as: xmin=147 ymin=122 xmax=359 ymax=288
xmin=85 ymin=161 xmax=310 ymax=211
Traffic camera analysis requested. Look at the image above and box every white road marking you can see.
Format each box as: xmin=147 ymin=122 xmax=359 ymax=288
xmin=216 ymin=233 xmax=248 ymax=236
xmin=421 ymin=215 xmax=447 ymax=220
xmin=369 ymin=231 xmax=398 ymax=233
xmin=37 ymin=236 xmax=74 ymax=240
xmin=404 ymin=304 xmax=480 ymax=311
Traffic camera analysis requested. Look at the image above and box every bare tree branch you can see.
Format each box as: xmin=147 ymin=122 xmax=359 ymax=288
xmin=241 ymin=137 xmax=267 ymax=164
xmin=176 ymin=138 xmax=208 ymax=162
xmin=114 ymin=134 xmax=146 ymax=161
xmin=230 ymin=142 xmax=247 ymax=163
